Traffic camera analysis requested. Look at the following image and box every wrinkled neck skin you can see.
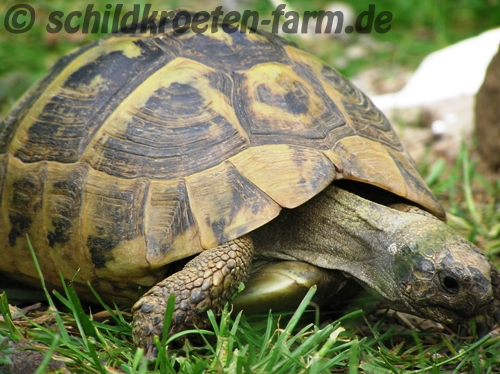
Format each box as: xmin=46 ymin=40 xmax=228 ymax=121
xmin=252 ymin=184 xmax=493 ymax=322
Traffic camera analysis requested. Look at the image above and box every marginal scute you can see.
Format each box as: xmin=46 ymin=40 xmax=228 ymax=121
xmin=332 ymin=136 xmax=444 ymax=219
xmin=39 ymin=162 xmax=94 ymax=285
xmin=387 ymin=149 xmax=446 ymax=220
xmin=0 ymin=154 xmax=8 ymax=204
xmin=333 ymin=136 xmax=408 ymax=198
xmin=145 ymin=179 xmax=203 ymax=268
xmin=45 ymin=162 xmax=89 ymax=250
xmin=0 ymin=156 xmax=47 ymax=279
xmin=186 ymin=161 xmax=281 ymax=249
xmin=230 ymin=144 xmax=337 ymax=208
xmin=81 ymin=169 xmax=150 ymax=274
xmin=5 ymin=157 xmax=47 ymax=246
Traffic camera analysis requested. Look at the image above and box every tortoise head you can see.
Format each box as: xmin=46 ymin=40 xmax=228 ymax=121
xmin=387 ymin=219 xmax=494 ymax=322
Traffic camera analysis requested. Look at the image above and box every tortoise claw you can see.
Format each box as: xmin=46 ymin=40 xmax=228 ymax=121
xmin=457 ymin=325 xmax=469 ymax=338
xmin=146 ymin=345 xmax=158 ymax=359
xmin=494 ymin=310 xmax=500 ymax=326
xmin=476 ymin=322 xmax=490 ymax=340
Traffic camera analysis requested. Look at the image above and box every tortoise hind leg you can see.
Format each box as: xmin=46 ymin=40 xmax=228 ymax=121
xmin=132 ymin=236 xmax=254 ymax=353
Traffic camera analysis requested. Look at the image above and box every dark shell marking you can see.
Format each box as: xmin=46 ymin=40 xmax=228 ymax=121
xmin=12 ymin=38 xmax=176 ymax=164
xmin=46 ymin=163 xmax=88 ymax=248
xmin=0 ymin=16 xmax=443 ymax=303
xmin=319 ymin=64 xmax=401 ymax=150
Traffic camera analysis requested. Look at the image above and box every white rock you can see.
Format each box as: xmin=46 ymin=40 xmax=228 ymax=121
xmin=372 ymin=28 xmax=500 ymax=110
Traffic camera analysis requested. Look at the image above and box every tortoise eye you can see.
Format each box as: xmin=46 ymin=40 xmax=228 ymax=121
xmin=441 ymin=274 xmax=460 ymax=294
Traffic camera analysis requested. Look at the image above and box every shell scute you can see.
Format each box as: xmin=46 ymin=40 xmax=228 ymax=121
xmin=230 ymin=144 xmax=337 ymax=208
xmin=9 ymin=37 xmax=175 ymax=164
xmin=185 ymin=161 xmax=281 ymax=249
xmin=233 ymin=62 xmax=346 ymax=148
xmin=170 ymin=30 xmax=291 ymax=71
xmin=145 ymin=179 xmax=202 ymax=268
xmin=81 ymin=58 xmax=249 ymax=179
xmin=82 ymin=171 xmax=150 ymax=271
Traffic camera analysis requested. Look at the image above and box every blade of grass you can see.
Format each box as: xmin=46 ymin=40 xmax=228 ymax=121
xmin=0 ymin=293 xmax=18 ymax=338
xmin=425 ymin=158 xmax=447 ymax=188
xmin=226 ymin=310 xmax=244 ymax=366
xmin=413 ymin=334 xmax=492 ymax=373
xmin=460 ymin=143 xmax=481 ymax=227
xmin=86 ymin=340 xmax=107 ymax=374
xmin=88 ymin=282 xmax=130 ymax=327
xmin=33 ymin=334 xmax=60 ymax=374
xmin=161 ymin=293 xmax=176 ymax=349
xmin=265 ymin=285 xmax=317 ymax=372
xmin=153 ymin=336 xmax=176 ymax=373
xmin=348 ymin=338 xmax=359 ymax=374
xmin=257 ymin=311 xmax=274 ymax=362
xmin=60 ymin=273 xmax=98 ymax=339
xmin=25 ymin=235 xmax=70 ymax=342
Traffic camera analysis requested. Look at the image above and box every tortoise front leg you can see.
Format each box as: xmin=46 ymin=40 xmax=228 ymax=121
xmin=132 ymin=236 xmax=254 ymax=352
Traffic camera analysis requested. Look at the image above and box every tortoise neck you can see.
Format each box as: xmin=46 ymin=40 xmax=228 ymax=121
xmin=253 ymin=185 xmax=424 ymax=300
xmin=288 ymin=185 xmax=411 ymax=260
xmin=255 ymin=185 xmax=416 ymax=257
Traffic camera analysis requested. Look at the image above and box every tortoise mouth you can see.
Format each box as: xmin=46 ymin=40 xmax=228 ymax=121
xmin=417 ymin=302 xmax=478 ymax=323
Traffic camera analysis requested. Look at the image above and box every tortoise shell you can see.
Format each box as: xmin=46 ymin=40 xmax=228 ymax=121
xmin=0 ymin=18 xmax=445 ymax=303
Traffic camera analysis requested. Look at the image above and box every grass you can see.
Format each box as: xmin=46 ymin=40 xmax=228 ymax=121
xmin=1 ymin=281 xmax=499 ymax=372
xmin=422 ymin=144 xmax=500 ymax=262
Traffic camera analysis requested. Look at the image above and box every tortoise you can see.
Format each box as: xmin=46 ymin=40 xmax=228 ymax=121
xmin=0 ymin=12 xmax=499 ymax=353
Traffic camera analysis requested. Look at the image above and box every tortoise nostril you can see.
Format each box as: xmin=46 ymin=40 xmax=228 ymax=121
xmin=442 ymin=276 xmax=460 ymax=294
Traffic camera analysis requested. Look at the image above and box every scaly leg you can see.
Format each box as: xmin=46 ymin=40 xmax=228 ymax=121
xmin=132 ymin=236 xmax=253 ymax=353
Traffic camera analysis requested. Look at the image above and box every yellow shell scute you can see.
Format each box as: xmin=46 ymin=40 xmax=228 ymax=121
xmin=230 ymin=144 xmax=337 ymax=208
xmin=186 ymin=161 xmax=281 ymax=249
xmin=144 ymin=179 xmax=203 ymax=269
xmin=333 ymin=136 xmax=407 ymax=194
xmin=94 ymin=236 xmax=153 ymax=280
